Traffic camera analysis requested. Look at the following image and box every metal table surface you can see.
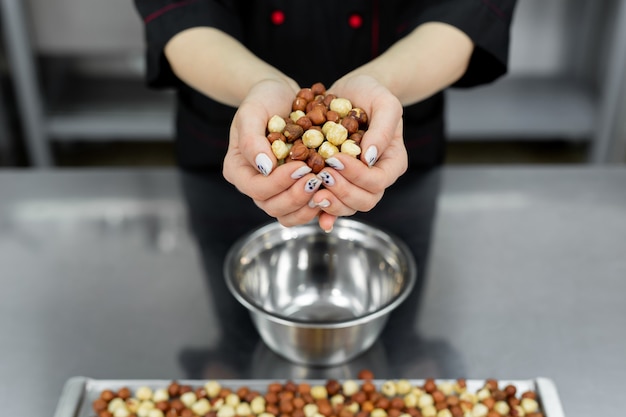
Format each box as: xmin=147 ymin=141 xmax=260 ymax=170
xmin=0 ymin=166 xmax=625 ymax=417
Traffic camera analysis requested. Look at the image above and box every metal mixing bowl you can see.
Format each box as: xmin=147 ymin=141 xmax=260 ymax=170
xmin=224 ymin=218 xmax=417 ymax=366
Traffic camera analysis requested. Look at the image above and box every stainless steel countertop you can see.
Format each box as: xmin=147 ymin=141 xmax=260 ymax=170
xmin=1 ymin=167 xmax=625 ymax=417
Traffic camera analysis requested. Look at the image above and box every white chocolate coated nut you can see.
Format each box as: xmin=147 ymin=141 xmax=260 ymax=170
xmin=268 ymin=115 xmax=286 ymax=133
xmin=302 ymin=129 xmax=325 ymax=148
xmin=329 ymin=98 xmax=352 ymax=117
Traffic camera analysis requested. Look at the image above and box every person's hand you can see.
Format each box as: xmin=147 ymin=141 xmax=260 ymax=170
xmin=309 ymin=74 xmax=408 ymax=231
xmin=223 ymin=78 xmax=326 ymax=227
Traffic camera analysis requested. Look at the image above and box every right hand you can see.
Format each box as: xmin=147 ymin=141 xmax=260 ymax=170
xmin=222 ymin=79 xmax=326 ymax=227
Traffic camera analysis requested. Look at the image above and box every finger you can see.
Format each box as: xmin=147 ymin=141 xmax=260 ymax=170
xmin=255 ymin=172 xmax=323 ymax=218
xmin=232 ymin=109 xmax=279 ymax=176
xmin=318 ymin=212 xmax=338 ymax=233
xmin=235 ymin=161 xmax=316 ymax=202
xmin=314 ymin=169 xmax=378 ymax=214
xmin=358 ymin=101 xmax=403 ymax=167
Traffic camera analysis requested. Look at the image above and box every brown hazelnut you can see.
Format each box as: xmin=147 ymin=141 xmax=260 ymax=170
xmin=357 ymin=369 xmax=375 ymax=380
xmin=348 ymin=108 xmax=368 ymax=127
xmin=245 ymin=391 xmax=261 ymax=403
xmin=283 ymin=123 xmax=304 ymax=142
xmin=297 ymin=88 xmax=315 ymax=102
xmin=100 ymin=390 xmax=116 ymax=402
xmin=195 ymin=387 xmax=208 ymax=399
xmin=375 ymin=397 xmax=390 ymax=410
xmin=311 ymin=82 xmax=326 ymax=96
xmin=423 ymin=379 xmax=437 ymax=393
xmin=404 ymin=408 xmax=420 ymax=417
xmin=93 ymin=399 xmax=108 ymax=412
xmin=293 ymin=410 xmax=306 ymax=417
xmin=298 ymin=383 xmax=311 ymax=395
xmin=293 ymin=97 xmax=308 ymax=112
xmin=387 ymin=409 xmax=402 ymax=417
xmin=361 ymin=382 xmax=376 ymax=394
xmin=306 ymin=108 xmax=326 ymax=125
xmin=487 ymin=411 xmax=500 ymax=417
xmin=351 ymin=391 xmax=366 ymax=404
xmin=431 ymin=391 xmax=445 ymax=404
xmin=389 ymin=398 xmax=404 ymax=410
xmin=484 ymin=379 xmax=499 ymax=391
xmin=279 ymin=400 xmax=294 ymax=414
xmin=326 ymin=111 xmax=340 ymax=123
xmin=340 ymin=117 xmax=359 ymax=135
xmin=435 ymin=401 xmax=448 ymax=411
xmin=290 ymin=140 xmax=310 ymax=161
xmin=117 ymin=387 xmax=131 ymax=400
xmin=482 ymin=397 xmax=495 ymax=410
xmin=99 ymin=412 xmax=113 ymax=417
xmin=306 ymin=150 xmax=325 ymax=173
xmin=449 ymin=406 xmax=463 ymax=417
xmin=265 ymin=392 xmax=279 ymax=404
xmin=504 ymin=385 xmax=517 ymax=397
xmin=349 ymin=131 xmax=364 ymax=145
xmin=325 ymin=379 xmax=341 ymax=396
xmin=446 ymin=396 xmax=460 ymax=407
xmin=170 ymin=399 xmax=186 ymax=413
xmin=266 ymin=405 xmax=280 ymax=416
xmin=167 ymin=381 xmax=181 ymax=397
xmin=179 ymin=385 xmax=193 ymax=395
xmin=180 ymin=409 xmax=194 ymax=417
xmin=156 ymin=401 xmax=170 ymax=412
xmin=165 ymin=410 xmax=177 ymax=417
xmin=521 ymin=391 xmax=537 ymax=400
xmin=323 ymin=94 xmax=337 ymax=107
xmin=491 ymin=390 xmax=506 ymax=402
xmin=293 ymin=397 xmax=306 ymax=409
xmin=296 ymin=116 xmax=313 ymax=131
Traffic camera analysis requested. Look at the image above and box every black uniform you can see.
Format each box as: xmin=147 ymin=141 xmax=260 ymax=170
xmin=133 ymin=0 xmax=516 ymax=171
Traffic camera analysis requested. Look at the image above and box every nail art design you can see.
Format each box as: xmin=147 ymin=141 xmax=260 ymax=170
xmin=317 ymin=171 xmax=335 ymax=186
xmin=364 ymin=146 xmax=378 ymax=167
xmin=291 ymin=165 xmax=312 ymax=179
xmin=305 ymin=178 xmax=321 ymax=193
xmin=325 ymin=157 xmax=345 ymax=170
xmin=255 ymin=153 xmax=273 ymax=176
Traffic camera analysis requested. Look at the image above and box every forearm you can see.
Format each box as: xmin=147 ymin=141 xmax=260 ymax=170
xmin=346 ymin=22 xmax=474 ymax=106
xmin=164 ymin=27 xmax=298 ymax=107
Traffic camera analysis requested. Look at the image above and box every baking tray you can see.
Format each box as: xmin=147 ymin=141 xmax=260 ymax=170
xmin=54 ymin=377 xmax=566 ymax=417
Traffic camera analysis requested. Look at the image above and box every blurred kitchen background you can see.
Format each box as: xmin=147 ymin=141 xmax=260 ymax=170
xmin=0 ymin=0 xmax=625 ymax=168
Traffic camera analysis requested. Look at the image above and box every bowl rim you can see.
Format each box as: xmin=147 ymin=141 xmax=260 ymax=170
xmin=223 ymin=218 xmax=418 ymax=329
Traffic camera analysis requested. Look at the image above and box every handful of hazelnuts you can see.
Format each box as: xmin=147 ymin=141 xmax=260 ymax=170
xmin=266 ymin=82 xmax=369 ymax=174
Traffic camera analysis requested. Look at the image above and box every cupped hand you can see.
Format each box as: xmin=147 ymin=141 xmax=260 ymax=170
xmin=311 ymin=74 xmax=408 ymax=231
xmin=222 ymin=78 xmax=326 ymax=227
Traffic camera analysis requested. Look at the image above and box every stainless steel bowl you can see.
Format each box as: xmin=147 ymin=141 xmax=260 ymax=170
xmin=224 ymin=218 xmax=417 ymax=366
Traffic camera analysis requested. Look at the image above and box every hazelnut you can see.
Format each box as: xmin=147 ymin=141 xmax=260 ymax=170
xmin=289 ymin=140 xmax=309 ymax=160
xmin=431 ymin=391 xmax=445 ymax=404
xmin=302 ymin=129 xmax=325 ymax=148
xmin=362 ymin=382 xmax=376 ymax=394
xmin=148 ymin=410 xmax=164 ymax=417
xmin=521 ymin=391 xmax=536 ymax=400
xmin=170 ymin=399 xmax=185 ymax=413
xmin=306 ymin=108 xmax=326 ymax=125
xmin=180 ymin=392 xmax=197 ymax=408
xmin=94 ymin=399 xmax=109 ymax=412
xmin=251 ymin=396 xmax=266 ymax=414
xmin=205 ymin=381 xmax=222 ymax=398
xmin=325 ymin=123 xmax=348 ymax=146
xmin=297 ymin=88 xmax=315 ymax=102
xmin=389 ymin=398 xmax=404 ymax=411
xmin=191 ymin=399 xmax=211 ymax=417
xmin=293 ymin=97 xmax=308 ymax=112
xmin=381 ymin=381 xmax=396 ymax=397
xmin=472 ymin=403 xmax=489 ymax=417
xmin=403 ymin=393 xmax=418 ymax=408
xmin=340 ymin=117 xmax=359 ymax=135
xmin=217 ymin=405 xmax=236 ymax=417
xmin=101 ymin=390 xmax=116 ymax=402
xmin=486 ymin=412 xmax=500 ymax=417
xmin=493 ymin=401 xmax=510 ymax=416
xmin=225 ymin=393 xmax=241 ymax=406
xmin=167 ymin=382 xmax=180 ymax=397
xmin=395 ymin=380 xmax=412 ymax=396
xmin=342 ymin=380 xmax=359 ymax=397
xmin=484 ymin=380 xmax=499 ymax=391
xmin=423 ymin=379 xmax=437 ymax=394
xmin=520 ymin=398 xmax=539 ymax=414
xmin=290 ymin=110 xmax=306 ymax=122
xmin=371 ymin=409 xmax=387 ymax=417
xmin=421 ymin=405 xmax=437 ymax=417
xmin=126 ymin=398 xmax=140 ymax=413
xmin=296 ymin=116 xmax=313 ymax=131
xmin=100 ymin=412 xmax=114 ymax=417
xmin=326 ymin=111 xmax=340 ymax=123
xmin=267 ymin=115 xmax=287 ymax=133
xmin=348 ymin=108 xmax=368 ymax=127
xmin=318 ymin=141 xmax=339 ymax=159
xmin=418 ymin=394 xmax=434 ymax=408
xmin=311 ymin=385 xmax=328 ymax=400
xmin=118 ymin=388 xmax=132 ymax=400
xmin=306 ymin=150 xmax=325 ymax=173
xmin=504 ymin=385 xmax=517 ymax=398
xmin=303 ymin=404 xmax=319 ymax=417
xmin=311 ymin=82 xmax=326 ymax=96
xmin=267 ymin=132 xmax=286 ymax=143
xmin=437 ymin=382 xmax=454 ymax=397
xmin=482 ymin=397 xmax=495 ymax=410
xmin=271 ymin=139 xmax=291 ymax=160
xmin=152 ymin=389 xmax=169 ymax=403
xmin=114 ymin=407 xmax=131 ymax=417
xmin=108 ymin=398 xmax=127 ymax=413
xmin=298 ymin=383 xmax=311 ymax=396
xmin=329 ymin=98 xmax=352 ymax=117
xmin=284 ymin=123 xmax=304 ymax=142
xmin=436 ymin=410 xmax=452 ymax=417
xmin=180 ymin=408 xmax=194 ymax=417
xmin=155 ymin=401 xmax=170 ymax=412
xmin=237 ymin=403 xmax=253 ymax=416
xmin=323 ymin=94 xmax=337 ymax=107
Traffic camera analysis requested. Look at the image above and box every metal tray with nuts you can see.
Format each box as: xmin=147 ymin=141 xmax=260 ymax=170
xmin=53 ymin=377 xmax=566 ymax=417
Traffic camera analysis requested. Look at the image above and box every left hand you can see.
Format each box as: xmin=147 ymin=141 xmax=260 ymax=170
xmin=309 ymin=75 xmax=408 ymax=231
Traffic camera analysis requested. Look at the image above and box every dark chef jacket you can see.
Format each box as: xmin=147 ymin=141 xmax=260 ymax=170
xmin=133 ymin=0 xmax=516 ymax=171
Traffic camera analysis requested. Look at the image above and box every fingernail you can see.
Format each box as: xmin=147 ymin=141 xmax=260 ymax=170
xmin=317 ymin=171 xmax=335 ymax=186
xmin=291 ymin=165 xmax=312 ymax=179
xmin=324 ymin=226 xmax=334 ymax=233
xmin=364 ymin=146 xmax=378 ymax=167
xmin=308 ymin=198 xmax=317 ymax=208
xmin=325 ymin=157 xmax=344 ymax=170
xmin=255 ymin=153 xmax=273 ymax=176
xmin=317 ymin=199 xmax=331 ymax=208
xmin=305 ymin=177 xmax=321 ymax=193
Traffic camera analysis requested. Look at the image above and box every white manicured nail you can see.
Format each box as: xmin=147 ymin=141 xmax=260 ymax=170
xmin=364 ymin=146 xmax=378 ymax=167
xmin=325 ymin=157 xmax=344 ymax=170
xmin=305 ymin=178 xmax=321 ymax=193
xmin=317 ymin=199 xmax=331 ymax=208
xmin=291 ymin=165 xmax=312 ymax=179
xmin=255 ymin=153 xmax=273 ymax=176
xmin=317 ymin=171 xmax=335 ymax=186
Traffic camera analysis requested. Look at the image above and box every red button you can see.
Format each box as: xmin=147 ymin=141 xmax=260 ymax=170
xmin=348 ymin=13 xmax=363 ymax=29
xmin=271 ymin=10 xmax=285 ymax=25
